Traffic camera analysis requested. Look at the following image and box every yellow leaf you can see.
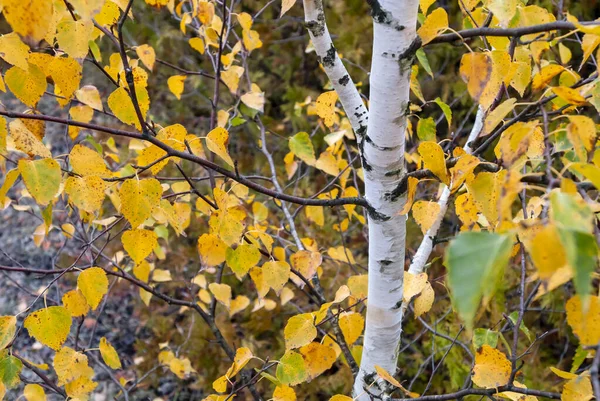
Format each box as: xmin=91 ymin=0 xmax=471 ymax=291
xmin=420 ymin=0 xmax=436 ymax=15
xmin=494 ymin=121 xmax=543 ymax=169
xmin=315 ymin=91 xmax=338 ymax=128
xmin=94 ymin=0 xmax=120 ymax=28
xmin=449 ymin=153 xmax=480 ymax=191
xmin=263 ymin=261 xmax=291 ymax=295
xmin=299 ymin=342 xmax=337 ymax=380
xmin=152 ymin=269 xmax=172 ymax=282
xmin=508 ymin=61 xmax=531 ymax=97
xmin=460 ymin=52 xmax=492 ymax=102
xmin=418 ymin=141 xmax=449 ymax=184
xmin=290 ymin=250 xmax=321 ymax=286
xmin=61 ymin=290 xmax=89 ymax=317
xmin=5 ymin=63 xmax=46 ymax=107
xmin=486 ymin=0 xmax=517 ymax=27
xmin=108 ymin=86 xmax=147 ymax=130
xmin=412 ymin=200 xmax=441 ymax=234
xmin=567 ymin=115 xmax=596 ymax=161
xmin=24 ymin=307 xmax=72 ymax=350
xmin=142 ymin=124 xmax=187 ymax=173
xmin=230 ymin=295 xmax=250 ymax=316
xmin=399 ymin=176 xmax=419 ymax=215
xmin=0 ymin=32 xmax=30 ymax=70
xmin=466 ymin=170 xmax=515 ymax=227
xmin=167 ymin=75 xmax=186 ymax=99
xmin=65 ymin=176 xmax=107 ymax=213
xmin=479 ymin=51 xmax=511 ymax=110
xmin=206 ymin=127 xmax=234 ymax=168
xmin=226 ymin=244 xmax=261 ymax=279
xmin=273 ymin=385 xmax=296 ymax=401
xmin=483 ymin=98 xmax=516 ymax=136
xmin=414 ymin=282 xmax=434 ymax=317
xmin=23 ymin=383 xmax=45 ymax=401
xmin=69 ymin=0 xmax=104 ymax=20
xmin=559 ymin=42 xmax=572 ymax=64
xmin=189 ymin=37 xmax=205 ymax=54
xmin=562 ymin=374 xmax=593 ymax=401
xmin=0 ymin=316 xmax=16 ymax=350
xmin=119 ymin=178 xmax=162 ymax=228
xmin=56 ymin=20 xmax=94 ymax=59
xmin=18 ymin=158 xmax=61 ymax=206
xmin=53 ymin=346 xmax=94 ymax=386
xmin=75 ymin=85 xmax=103 ymax=111
xmin=280 ymin=0 xmax=297 ymax=17
xmin=48 ymin=56 xmax=82 ymax=107
xmin=242 ymin=29 xmax=262 ymax=51
xmin=222 ymin=65 xmax=244 ymax=93
xmin=99 ymin=337 xmax=122 ymax=369
xmin=329 ymin=396 xmax=353 ymax=401
xmin=305 ymin=205 xmax=324 ymax=226
xmin=136 ymin=44 xmax=156 ymax=70
xmin=565 ymin=295 xmax=600 ymax=346
xmin=521 ymin=224 xmax=567 ymax=280
xmin=1 ymin=0 xmax=53 ymax=42
xmin=122 ymin=229 xmax=158 ymax=263
xmin=339 ymin=312 xmax=364 ymax=345
xmin=403 ymin=272 xmax=428 ymax=302
xmin=417 ymin=8 xmax=448 ymax=45
xmin=471 ymin=345 xmax=511 ymax=388
xmin=145 ymin=0 xmax=169 ymax=7
xmin=284 ymin=313 xmax=317 ymax=350
xmin=209 ymin=282 xmax=232 ymax=309
xmin=197 ymin=233 xmax=228 ymax=266
xmin=69 ymin=144 xmax=111 ymax=178
xmin=581 ymin=34 xmax=600 ymax=67
xmin=65 ymin=374 xmax=97 ymax=399
xmin=550 ymin=367 xmax=578 ymax=380
xmin=531 ymin=64 xmax=564 ymax=92
xmin=552 ymin=86 xmax=587 ymax=106
xmin=78 ymin=267 xmax=109 ymax=310
xmin=241 ymin=85 xmax=265 ymax=112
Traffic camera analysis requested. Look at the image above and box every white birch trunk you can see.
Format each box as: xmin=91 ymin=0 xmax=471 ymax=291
xmin=302 ymin=0 xmax=420 ymax=397
xmin=353 ymin=1 xmax=419 ymax=399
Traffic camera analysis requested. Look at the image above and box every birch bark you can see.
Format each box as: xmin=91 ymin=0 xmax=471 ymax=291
xmin=303 ymin=1 xmax=420 ymax=398
xmin=352 ymin=1 xmax=419 ymax=398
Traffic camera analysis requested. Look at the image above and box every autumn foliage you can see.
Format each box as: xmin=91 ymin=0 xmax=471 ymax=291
xmin=0 ymin=0 xmax=599 ymax=400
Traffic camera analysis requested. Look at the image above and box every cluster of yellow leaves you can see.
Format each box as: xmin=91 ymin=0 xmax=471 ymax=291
xmin=403 ymin=272 xmax=435 ymax=317
xmin=159 ymin=348 xmax=197 ymax=379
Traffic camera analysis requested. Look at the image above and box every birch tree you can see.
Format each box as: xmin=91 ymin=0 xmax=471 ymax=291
xmin=0 ymin=1 xmax=600 ymax=401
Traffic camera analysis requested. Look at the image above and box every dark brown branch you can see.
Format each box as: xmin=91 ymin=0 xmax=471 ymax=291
xmin=428 ymin=21 xmax=600 ymax=45
xmin=0 ymin=109 xmax=369 ymax=209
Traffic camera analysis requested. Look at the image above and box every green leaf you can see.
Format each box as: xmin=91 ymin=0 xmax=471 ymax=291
xmin=0 ymin=350 xmax=22 ymax=388
xmin=416 ymin=48 xmax=433 ymax=78
xmin=417 ymin=117 xmax=436 ymax=141
xmin=276 ymin=350 xmax=308 ymax=386
xmin=289 ymin=132 xmax=316 ymax=165
xmin=434 ymin=97 xmax=452 ymax=128
xmin=18 ymin=158 xmax=61 ymax=206
xmin=445 ymin=232 xmax=513 ymax=329
xmin=508 ymin=311 xmax=531 ymax=341
xmin=472 ymin=328 xmax=499 ymax=349
xmin=550 ymin=192 xmax=598 ymax=298
xmin=571 ymin=345 xmax=587 ymax=373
